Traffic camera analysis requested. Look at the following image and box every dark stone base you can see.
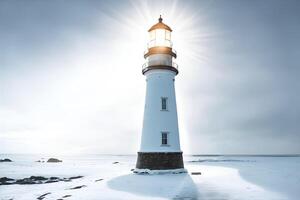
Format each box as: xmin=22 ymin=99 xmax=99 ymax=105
xmin=135 ymin=152 xmax=184 ymax=170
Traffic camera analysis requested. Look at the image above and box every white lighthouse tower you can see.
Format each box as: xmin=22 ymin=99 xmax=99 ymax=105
xmin=135 ymin=16 xmax=185 ymax=173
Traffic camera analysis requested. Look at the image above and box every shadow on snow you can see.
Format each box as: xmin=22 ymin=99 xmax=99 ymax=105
xmin=107 ymin=173 xmax=199 ymax=200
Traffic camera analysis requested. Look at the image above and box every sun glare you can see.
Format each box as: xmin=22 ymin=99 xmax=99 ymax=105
xmin=107 ymin=0 xmax=217 ymax=66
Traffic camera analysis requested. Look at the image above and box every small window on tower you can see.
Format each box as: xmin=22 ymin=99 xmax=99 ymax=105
xmin=161 ymin=132 xmax=168 ymax=145
xmin=161 ymin=97 xmax=168 ymax=111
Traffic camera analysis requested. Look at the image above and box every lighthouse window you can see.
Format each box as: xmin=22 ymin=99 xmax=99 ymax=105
xmin=161 ymin=97 xmax=168 ymax=111
xmin=161 ymin=132 xmax=168 ymax=145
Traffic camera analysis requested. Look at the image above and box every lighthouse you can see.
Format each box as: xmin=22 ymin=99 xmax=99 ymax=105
xmin=135 ymin=16 xmax=185 ymax=173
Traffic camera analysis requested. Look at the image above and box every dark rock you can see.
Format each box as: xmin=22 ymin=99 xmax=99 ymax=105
xmin=15 ymin=176 xmax=49 ymax=184
xmin=16 ymin=178 xmax=36 ymax=185
xmin=0 ymin=175 xmax=84 ymax=185
xmin=112 ymin=161 xmax=119 ymax=164
xmin=95 ymin=178 xmax=103 ymax=182
xmin=0 ymin=177 xmax=14 ymax=182
xmin=0 ymin=182 xmax=14 ymax=185
xmin=0 ymin=182 xmax=13 ymax=185
xmin=47 ymin=158 xmax=62 ymax=163
xmin=37 ymin=192 xmax=51 ymax=200
xmin=68 ymin=185 xmax=86 ymax=190
xmin=45 ymin=180 xmax=59 ymax=183
xmin=69 ymin=176 xmax=83 ymax=180
xmin=30 ymin=176 xmax=48 ymax=181
xmin=0 ymin=158 xmax=12 ymax=162
xmin=0 ymin=177 xmax=15 ymax=185
xmin=191 ymin=172 xmax=201 ymax=175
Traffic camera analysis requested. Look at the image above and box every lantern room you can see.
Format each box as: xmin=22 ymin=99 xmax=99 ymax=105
xmin=144 ymin=15 xmax=177 ymax=59
xmin=142 ymin=15 xmax=178 ymax=75
xmin=148 ymin=15 xmax=172 ymax=48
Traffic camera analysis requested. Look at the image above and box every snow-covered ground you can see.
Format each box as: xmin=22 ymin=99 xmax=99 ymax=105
xmin=0 ymin=154 xmax=299 ymax=200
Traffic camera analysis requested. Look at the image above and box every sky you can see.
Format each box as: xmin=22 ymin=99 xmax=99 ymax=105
xmin=0 ymin=0 xmax=299 ymax=155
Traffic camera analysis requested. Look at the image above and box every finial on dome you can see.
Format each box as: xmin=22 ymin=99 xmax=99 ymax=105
xmin=159 ymin=15 xmax=163 ymax=23
xmin=148 ymin=15 xmax=172 ymax=32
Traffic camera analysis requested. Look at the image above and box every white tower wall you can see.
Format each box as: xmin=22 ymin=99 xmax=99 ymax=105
xmin=140 ymin=69 xmax=181 ymax=152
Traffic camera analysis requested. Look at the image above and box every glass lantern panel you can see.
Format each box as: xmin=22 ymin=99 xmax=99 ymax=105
xmin=155 ymin=29 xmax=166 ymax=46
xmin=166 ymin=30 xmax=171 ymax=40
xmin=149 ymin=30 xmax=155 ymax=41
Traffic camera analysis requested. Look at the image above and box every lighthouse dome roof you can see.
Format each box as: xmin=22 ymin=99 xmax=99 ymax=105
xmin=148 ymin=16 xmax=172 ymax=32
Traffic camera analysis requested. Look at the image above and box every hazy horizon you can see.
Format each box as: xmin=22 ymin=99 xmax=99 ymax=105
xmin=1 ymin=153 xmax=300 ymax=156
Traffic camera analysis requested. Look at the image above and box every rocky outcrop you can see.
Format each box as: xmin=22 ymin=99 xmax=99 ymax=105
xmin=47 ymin=158 xmax=62 ymax=163
xmin=0 ymin=158 xmax=12 ymax=162
xmin=37 ymin=192 xmax=51 ymax=200
xmin=0 ymin=177 xmax=14 ymax=185
xmin=0 ymin=176 xmax=83 ymax=185
xmin=69 ymin=176 xmax=83 ymax=180
xmin=68 ymin=185 xmax=86 ymax=190
xmin=191 ymin=172 xmax=201 ymax=175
